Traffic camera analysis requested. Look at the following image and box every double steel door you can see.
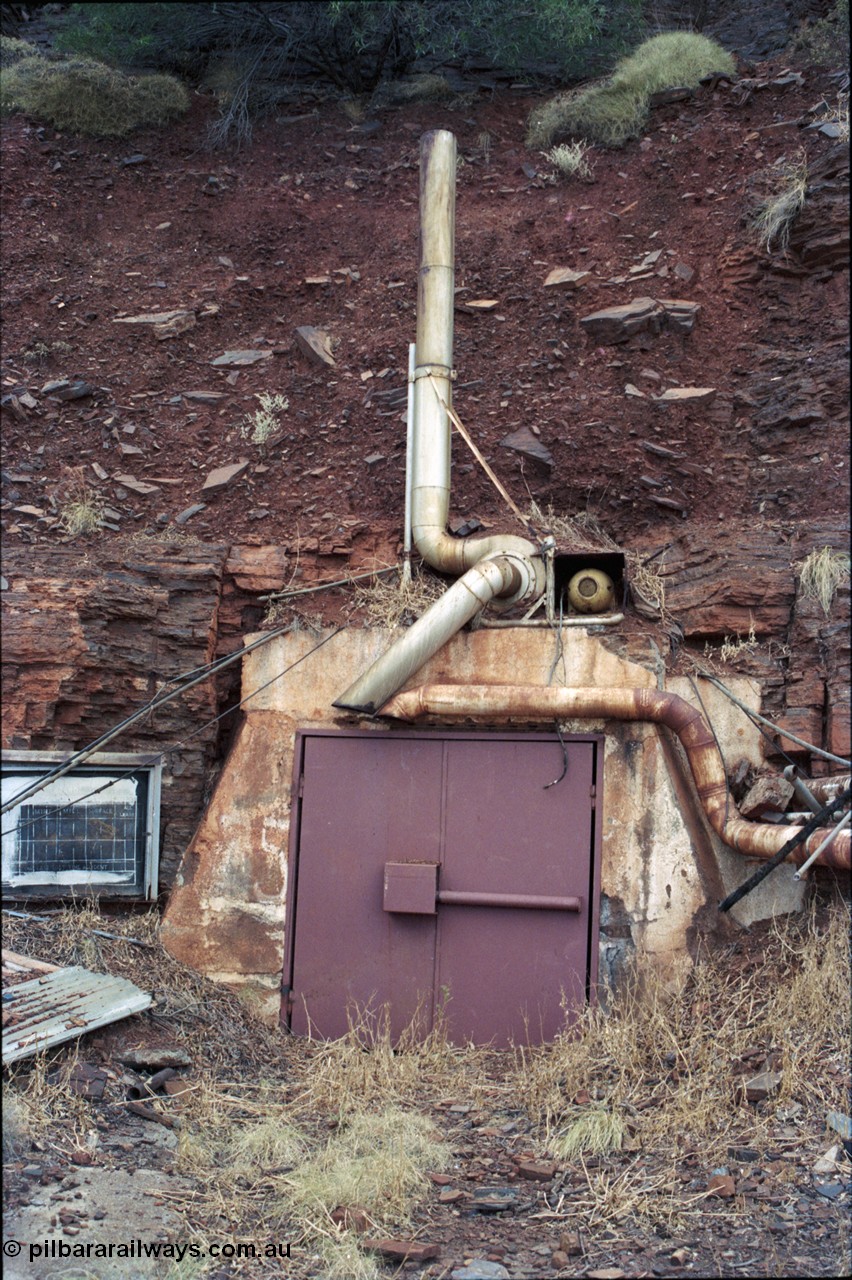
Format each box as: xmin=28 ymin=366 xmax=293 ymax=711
xmin=287 ymin=731 xmax=600 ymax=1045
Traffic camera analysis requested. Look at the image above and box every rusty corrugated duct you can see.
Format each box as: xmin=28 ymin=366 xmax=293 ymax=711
xmin=379 ymin=684 xmax=851 ymax=871
xmin=334 ymin=129 xmax=545 ymax=715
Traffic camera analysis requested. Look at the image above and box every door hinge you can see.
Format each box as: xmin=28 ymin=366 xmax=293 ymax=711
xmin=297 ymin=774 xmax=305 ymax=799
xmin=589 ymin=784 xmax=596 ymax=808
xmin=281 ymin=984 xmax=294 ymax=1016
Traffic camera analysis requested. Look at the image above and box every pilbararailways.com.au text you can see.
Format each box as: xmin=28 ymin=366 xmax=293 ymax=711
xmin=4 ymin=1239 xmax=292 ymax=1264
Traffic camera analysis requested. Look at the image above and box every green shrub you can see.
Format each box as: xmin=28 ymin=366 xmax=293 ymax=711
xmin=0 ymin=54 xmax=188 ymax=136
xmin=0 ymin=34 xmax=39 ymax=69
xmin=55 ymin=3 xmax=211 ymax=77
xmin=527 ymin=31 xmax=736 ymax=149
xmin=53 ymin=1 xmax=645 ymax=147
xmin=789 ymin=0 xmax=850 ymax=65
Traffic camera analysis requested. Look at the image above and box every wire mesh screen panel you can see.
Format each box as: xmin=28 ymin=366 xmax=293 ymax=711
xmin=15 ymin=801 xmax=138 ymax=877
xmin=1 ymin=756 xmax=159 ymax=897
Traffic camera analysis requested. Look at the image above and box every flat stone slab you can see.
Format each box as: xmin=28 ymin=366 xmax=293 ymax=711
xmin=182 ymin=390 xmax=226 ymax=404
xmin=201 ymin=460 xmax=250 ymax=492
xmin=363 ymin=1239 xmax=440 ymax=1262
xmin=543 ymin=266 xmax=591 ymax=289
xmin=112 ymin=474 xmax=159 ymax=495
xmin=210 ymin=349 xmax=272 ymax=367
xmin=655 ymin=386 xmax=716 ymax=404
xmin=500 ymin=426 xmax=553 ymax=468
xmin=293 ymin=325 xmax=336 ymax=367
xmin=580 ymin=296 xmax=700 ymax=344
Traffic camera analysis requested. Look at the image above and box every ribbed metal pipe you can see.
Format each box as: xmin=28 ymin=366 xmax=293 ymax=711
xmin=805 ymin=773 xmax=851 ymax=805
xmin=334 ymin=558 xmax=532 ymax=714
xmin=334 ymin=130 xmax=545 ymax=715
xmin=411 ymin=129 xmax=544 ymax=579
xmin=379 ymin=684 xmax=851 ymax=870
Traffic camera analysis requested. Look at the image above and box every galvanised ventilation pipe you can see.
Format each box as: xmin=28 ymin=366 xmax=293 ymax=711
xmin=380 ymin=684 xmax=852 ymax=871
xmin=335 ymin=130 xmax=545 ymax=715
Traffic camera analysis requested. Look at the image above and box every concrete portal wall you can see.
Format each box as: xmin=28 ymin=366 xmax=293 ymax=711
xmin=160 ymin=626 xmax=804 ymax=1023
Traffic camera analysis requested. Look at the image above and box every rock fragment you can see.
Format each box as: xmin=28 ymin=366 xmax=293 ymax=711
xmin=201 ymin=460 xmax=250 ymax=492
xmin=742 ymin=1069 xmax=782 ymax=1103
xmin=655 ymin=386 xmax=717 ymax=405
xmin=293 ymin=326 xmax=336 ymax=367
xmin=211 ymin=350 xmax=272 ymax=367
xmin=112 ymin=474 xmax=159 ymax=495
xmin=581 ymin=296 xmax=702 ymax=344
xmin=364 ymin=1239 xmax=439 ymax=1263
xmin=153 ymin=312 xmax=196 ymax=340
xmin=543 ymin=267 xmax=591 ymax=289
xmin=740 ymin=776 xmax=794 ymax=820
xmin=499 ymin=427 xmax=553 ymax=468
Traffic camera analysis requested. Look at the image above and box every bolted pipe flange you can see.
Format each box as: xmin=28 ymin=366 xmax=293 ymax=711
xmin=487 ymin=552 xmax=547 ymax=611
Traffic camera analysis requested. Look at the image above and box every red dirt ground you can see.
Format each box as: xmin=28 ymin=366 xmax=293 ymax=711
xmin=1 ymin=62 xmax=848 ymax=582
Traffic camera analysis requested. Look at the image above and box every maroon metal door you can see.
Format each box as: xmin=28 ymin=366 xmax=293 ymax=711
xmin=288 ymin=731 xmax=599 ymax=1045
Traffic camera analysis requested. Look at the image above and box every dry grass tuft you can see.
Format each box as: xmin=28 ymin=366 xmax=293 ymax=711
xmin=547 ymin=140 xmax=593 ymax=180
xmin=752 ymin=152 xmax=809 ymax=253
xmin=285 ymin=1107 xmax=450 ymax=1225
xmin=350 ymin=567 xmax=445 ymax=629
xmin=708 ymin=622 xmax=759 ymax=664
xmin=527 ymin=502 xmax=619 ymax=552
xmin=516 ymin=900 xmax=851 ymax=1206
xmin=58 ymin=483 xmax=104 ymax=537
xmin=279 ymin=1108 xmax=450 ymax=1280
xmin=550 ymin=1105 xmax=625 ymax=1160
xmin=291 ymin=999 xmax=485 ymax=1121
xmin=178 ymin=1082 xmax=307 ymax=1190
xmin=798 ymin=545 xmax=850 ymax=615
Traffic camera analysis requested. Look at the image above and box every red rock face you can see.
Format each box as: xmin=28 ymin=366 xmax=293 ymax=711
xmin=1 ymin=57 xmax=848 ymax=894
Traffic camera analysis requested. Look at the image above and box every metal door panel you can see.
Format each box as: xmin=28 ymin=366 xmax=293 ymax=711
xmin=290 ymin=735 xmax=441 ymax=1038
xmin=436 ymin=739 xmax=593 ymax=1045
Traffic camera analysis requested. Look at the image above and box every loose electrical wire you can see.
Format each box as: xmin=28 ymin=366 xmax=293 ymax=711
xmin=1 ymin=628 xmax=343 ymax=840
xmin=1 ymin=624 xmax=295 ymax=815
xmin=692 ymin=666 xmax=851 ymax=769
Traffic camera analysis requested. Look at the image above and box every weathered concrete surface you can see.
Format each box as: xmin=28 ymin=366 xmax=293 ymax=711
xmin=161 ymin=626 xmax=793 ymax=1022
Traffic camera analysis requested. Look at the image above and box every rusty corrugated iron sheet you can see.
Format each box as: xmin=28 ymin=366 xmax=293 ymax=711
xmin=2 ymin=958 xmax=152 ymax=1064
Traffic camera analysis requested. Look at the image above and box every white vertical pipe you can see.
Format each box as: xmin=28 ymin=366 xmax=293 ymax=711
xmin=402 ymin=341 xmax=416 ymax=586
xmin=793 ymin=810 xmax=851 ymax=879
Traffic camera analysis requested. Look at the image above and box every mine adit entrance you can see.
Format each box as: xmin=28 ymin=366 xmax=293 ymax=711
xmin=285 ymin=729 xmax=602 ymax=1046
